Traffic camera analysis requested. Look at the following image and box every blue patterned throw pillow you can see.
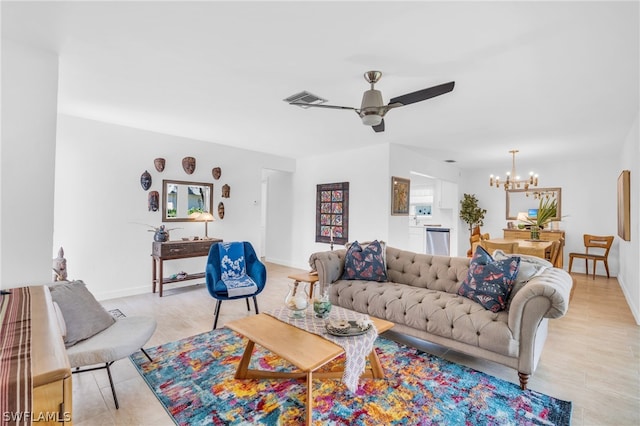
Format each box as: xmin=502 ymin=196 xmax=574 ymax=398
xmin=342 ymin=240 xmax=388 ymax=282
xmin=457 ymin=246 xmax=520 ymax=312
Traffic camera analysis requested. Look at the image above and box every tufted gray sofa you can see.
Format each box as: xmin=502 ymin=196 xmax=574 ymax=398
xmin=309 ymin=246 xmax=573 ymax=389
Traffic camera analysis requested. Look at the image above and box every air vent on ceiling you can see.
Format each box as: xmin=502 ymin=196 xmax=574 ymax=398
xmin=283 ymin=91 xmax=327 ymax=109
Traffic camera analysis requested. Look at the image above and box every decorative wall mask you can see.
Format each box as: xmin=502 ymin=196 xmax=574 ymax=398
xmin=182 ymin=157 xmax=196 ymax=175
xmin=154 ymin=158 xmax=166 ymax=172
xmin=222 ymin=184 xmax=230 ymax=198
xmin=148 ymin=191 xmax=159 ymax=212
xmin=212 ymin=167 xmax=222 ymax=180
xmin=140 ymin=170 xmax=152 ymax=190
xmin=218 ymin=202 xmax=225 ymax=219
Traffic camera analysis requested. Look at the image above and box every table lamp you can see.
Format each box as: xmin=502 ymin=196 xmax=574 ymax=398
xmin=197 ymin=212 xmax=215 ymax=238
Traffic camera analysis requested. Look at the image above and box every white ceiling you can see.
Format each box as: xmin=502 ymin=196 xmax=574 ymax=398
xmin=2 ymin=1 xmax=638 ymax=168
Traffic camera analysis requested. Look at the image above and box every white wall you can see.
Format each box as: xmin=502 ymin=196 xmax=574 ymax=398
xmin=262 ymin=169 xmax=294 ymax=265
xmin=618 ymin=113 xmax=639 ymax=323
xmin=54 ymin=115 xmax=294 ymax=299
xmin=459 ymin=154 xmax=624 ymax=277
xmin=288 ymin=143 xmax=464 ymax=269
xmin=1 ymin=39 xmax=59 ymax=287
xmin=459 ymin=138 xmax=639 ymax=323
xmin=289 ymin=143 xmax=391 ymax=269
xmin=389 ymin=144 xmax=461 ymax=254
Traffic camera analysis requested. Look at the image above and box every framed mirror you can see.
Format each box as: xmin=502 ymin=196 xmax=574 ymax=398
xmin=506 ymin=187 xmax=562 ymax=220
xmin=162 ymin=179 xmax=213 ymax=222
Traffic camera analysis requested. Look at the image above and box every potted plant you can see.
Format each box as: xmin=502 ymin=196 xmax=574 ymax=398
xmin=459 ymin=194 xmax=487 ymax=250
xmin=523 ymin=197 xmax=558 ymax=240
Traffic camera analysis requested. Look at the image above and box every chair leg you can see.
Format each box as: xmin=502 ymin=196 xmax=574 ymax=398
xmin=246 ymin=298 xmax=251 ymax=311
xmin=213 ymin=299 xmax=222 ymax=330
xmin=253 ymin=296 xmax=259 ymax=314
xmin=604 ymin=260 xmax=610 ymax=278
xmin=568 ymin=256 xmax=574 ymax=273
xmin=105 ymin=362 xmax=120 ymax=409
xmin=140 ymin=348 xmax=153 ymax=362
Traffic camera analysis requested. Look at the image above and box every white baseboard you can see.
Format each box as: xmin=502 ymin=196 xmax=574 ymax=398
xmin=94 ymin=281 xmax=206 ymax=302
xmin=263 ymin=257 xmax=309 ymax=271
xmin=617 ymin=274 xmax=640 ymax=325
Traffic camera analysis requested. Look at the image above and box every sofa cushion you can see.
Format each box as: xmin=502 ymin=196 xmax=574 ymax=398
xmin=329 ymin=280 xmax=518 ymax=357
xmin=342 ymin=240 xmax=388 ymax=282
xmin=49 ymin=280 xmax=116 ymax=347
xmin=346 ymin=240 xmax=387 ymax=270
xmin=457 ymin=246 xmax=520 ymax=312
xmin=493 ymin=250 xmax=551 ymax=307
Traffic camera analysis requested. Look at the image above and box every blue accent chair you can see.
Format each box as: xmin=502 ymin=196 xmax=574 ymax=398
xmin=205 ymin=241 xmax=267 ymax=329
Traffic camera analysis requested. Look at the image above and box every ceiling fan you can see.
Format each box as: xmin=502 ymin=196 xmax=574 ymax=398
xmin=289 ymin=71 xmax=455 ymax=133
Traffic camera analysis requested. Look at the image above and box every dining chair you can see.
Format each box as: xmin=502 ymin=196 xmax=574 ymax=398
xmin=548 ymin=237 xmax=565 ymax=268
xmin=568 ymin=234 xmax=614 ymax=279
xmin=481 ymin=240 xmax=518 ymax=255
xmin=468 ymin=227 xmax=490 ymax=257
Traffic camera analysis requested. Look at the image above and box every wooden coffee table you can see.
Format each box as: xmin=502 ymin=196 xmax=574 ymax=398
xmin=225 ymin=313 xmax=394 ymax=426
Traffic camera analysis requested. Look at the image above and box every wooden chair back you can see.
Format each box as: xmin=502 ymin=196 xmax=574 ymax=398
xmin=481 ymin=240 xmax=518 ymax=254
xmin=583 ymin=234 xmax=614 ymax=257
xmin=568 ymin=234 xmax=614 ymax=279
xmin=467 ymin=228 xmax=490 ymax=257
xmin=549 ymin=237 xmax=564 ymax=267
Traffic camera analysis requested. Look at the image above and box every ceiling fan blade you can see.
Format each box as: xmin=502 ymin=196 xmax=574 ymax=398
xmin=372 ymin=119 xmax=385 ymax=133
xmin=289 ymin=102 xmax=357 ymax=111
xmin=388 ymin=81 xmax=455 ymax=106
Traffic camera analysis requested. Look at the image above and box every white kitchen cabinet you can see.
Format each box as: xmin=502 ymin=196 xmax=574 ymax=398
xmin=439 ymin=180 xmax=458 ymax=209
xmin=408 ymin=226 xmax=425 ymax=253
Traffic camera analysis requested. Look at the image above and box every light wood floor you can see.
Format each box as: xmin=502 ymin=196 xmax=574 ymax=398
xmin=73 ymin=263 xmax=639 ymax=425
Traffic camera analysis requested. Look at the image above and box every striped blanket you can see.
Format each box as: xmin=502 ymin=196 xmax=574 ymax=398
xmin=0 ymin=287 xmax=32 ymax=426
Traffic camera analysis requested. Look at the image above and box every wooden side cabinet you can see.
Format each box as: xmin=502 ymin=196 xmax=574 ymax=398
xmin=151 ymin=239 xmax=222 ymax=297
xmin=503 ymin=229 xmax=566 ymax=267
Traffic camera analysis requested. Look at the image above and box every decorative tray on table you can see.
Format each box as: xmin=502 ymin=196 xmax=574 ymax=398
xmin=325 ymin=320 xmax=372 ymax=337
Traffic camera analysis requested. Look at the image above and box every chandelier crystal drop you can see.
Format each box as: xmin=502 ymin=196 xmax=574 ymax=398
xmin=489 ymin=150 xmax=539 ymax=191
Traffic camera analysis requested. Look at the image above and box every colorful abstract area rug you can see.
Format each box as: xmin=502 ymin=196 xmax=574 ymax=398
xmin=130 ymin=328 xmax=571 ymax=426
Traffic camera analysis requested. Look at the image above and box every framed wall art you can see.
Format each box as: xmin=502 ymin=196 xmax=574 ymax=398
xmin=315 ymin=182 xmax=349 ymax=246
xmin=617 ymin=170 xmax=630 ymax=241
xmin=391 ymin=176 xmax=410 ymax=216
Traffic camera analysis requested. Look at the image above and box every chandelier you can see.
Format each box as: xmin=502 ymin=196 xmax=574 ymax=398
xmin=489 ymin=150 xmax=538 ymax=191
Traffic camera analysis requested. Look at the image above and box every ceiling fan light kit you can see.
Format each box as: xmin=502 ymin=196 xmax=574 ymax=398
xmin=286 ymin=71 xmax=455 ymax=132
xmin=360 ymin=88 xmax=384 ymax=126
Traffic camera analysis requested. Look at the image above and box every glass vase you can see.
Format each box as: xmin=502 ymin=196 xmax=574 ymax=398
xmin=530 ymin=225 xmax=540 ymax=240
xmin=285 ymin=282 xmax=308 ymax=318
xmin=312 ymin=282 xmax=332 ymax=319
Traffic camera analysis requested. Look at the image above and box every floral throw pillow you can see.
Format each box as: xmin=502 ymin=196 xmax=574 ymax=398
xmin=457 ymin=246 xmax=520 ymax=312
xmin=341 ymin=240 xmax=388 ymax=282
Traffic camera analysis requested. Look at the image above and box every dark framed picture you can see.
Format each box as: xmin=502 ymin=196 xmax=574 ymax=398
xmin=315 ymin=182 xmax=349 ymax=245
xmin=391 ymin=176 xmax=410 ymax=216
xmin=617 ymin=170 xmax=630 ymax=241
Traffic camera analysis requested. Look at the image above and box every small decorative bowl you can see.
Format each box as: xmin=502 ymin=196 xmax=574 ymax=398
xmin=326 ymin=319 xmax=351 ymax=334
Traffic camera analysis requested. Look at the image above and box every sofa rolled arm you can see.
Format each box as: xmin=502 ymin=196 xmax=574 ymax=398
xmin=507 ymin=268 xmax=572 ymax=378
xmin=309 ymin=249 xmax=347 ymax=285
xmin=508 ymin=267 xmax=572 ymax=330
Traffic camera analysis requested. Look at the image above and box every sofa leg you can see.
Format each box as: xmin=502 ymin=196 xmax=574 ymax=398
xmin=518 ymin=372 xmax=529 ymax=390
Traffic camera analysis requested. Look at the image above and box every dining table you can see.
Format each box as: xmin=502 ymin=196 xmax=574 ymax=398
xmin=485 ymin=238 xmax=555 ymax=265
